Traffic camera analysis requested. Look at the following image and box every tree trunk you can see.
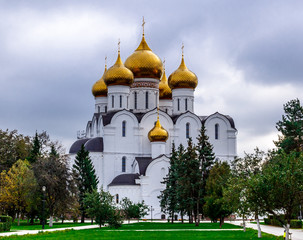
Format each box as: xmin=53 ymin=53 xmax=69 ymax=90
xmin=242 ymin=214 xmax=246 ymax=232
xmin=219 ymin=217 xmax=224 ymax=228
xmin=49 ymin=216 xmax=53 ymax=227
xmin=285 ymin=223 xmax=290 ymax=240
xmin=181 ymin=211 xmax=184 ymax=224
xmin=171 ymin=211 xmax=174 ymax=224
xmin=195 ymin=198 xmax=200 ymax=227
xmin=256 ymin=216 xmax=262 ymax=238
xmin=81 ymin=212 xmax=85 ymax=223
xmin=17 ymin=212 xmax=20 ymax=226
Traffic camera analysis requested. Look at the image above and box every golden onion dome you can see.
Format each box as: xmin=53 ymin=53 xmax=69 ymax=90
xmin=103 ymin=51 xmax=134 ymax=86
xmin=148 ymin=115 xmax=169 ymax=142
xmin=92 ymin=65 xmax=108 ymax=97
xmin=159 ymin=69 xmax=172 ymax=100
xmin=125 ymin=34 xmax=163 ymax=80
xmin=168 ymin=54 xmax=198 ymax=90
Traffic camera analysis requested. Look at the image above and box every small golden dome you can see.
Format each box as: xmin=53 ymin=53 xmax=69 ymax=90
xmin=159 ymin=69 xmax=172 ymax=100
xmin=148 ymin=115 xmax=169 ymax=142
xmin=125 ymin=34 xmax=163 ymax=79
xmin=168 ymin=54 xmax=198 ymax=90
xmin=92 ymin=65 xmax=108 ymax=97
xmin=104 ymin=51 xmax=134 ymax=86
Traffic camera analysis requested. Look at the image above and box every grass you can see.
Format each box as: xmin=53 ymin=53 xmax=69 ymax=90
xmin=10 ymin=220 xmax=92 ymax=231
xmin=0 ymin=222 xmax=284 ymax=240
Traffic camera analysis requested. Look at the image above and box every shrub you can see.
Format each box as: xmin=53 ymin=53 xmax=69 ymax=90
xmin=264 ymin=218 xmax=270 ymax=225
xmin=0 ymin=216 xmax=12 ymax=232
xmin=290 ymin=220 xmax=302 ymax=228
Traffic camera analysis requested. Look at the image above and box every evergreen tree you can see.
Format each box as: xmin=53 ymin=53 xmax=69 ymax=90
xmin=179 ymin=138 xmax=198 ymax=223
xmin=27 ymin=132 xmax=41 ymax=163
xmin=159 ymin=143 xmax=179 ymax=223
xmin=275 ymin=98 xmax=303 ymax=153
xmin=73 ymin=144 xmax=99 ymax=223
xmin=195 ymin=124 xmax=215 ymax=225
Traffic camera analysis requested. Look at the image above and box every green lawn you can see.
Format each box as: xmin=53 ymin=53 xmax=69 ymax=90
xmin=0 ymin=222 xmax=283 ymax=240
xmin=10 ymin=220 xmax=92 ymax=231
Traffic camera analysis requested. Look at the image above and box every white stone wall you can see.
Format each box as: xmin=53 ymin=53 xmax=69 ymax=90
xmin=107 ymin=85 xmax=130 ymax=111
xmin=95 ymin=96 xmax=107 ymax=113
xmin=172 ymin=88 xmax=194 ymax=115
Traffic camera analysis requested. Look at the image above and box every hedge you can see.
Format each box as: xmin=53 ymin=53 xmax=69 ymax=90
xmin=0 ymin=216 xmax=12 ymax=232
xmin=263 ymin=217 xmax=302 ymax=228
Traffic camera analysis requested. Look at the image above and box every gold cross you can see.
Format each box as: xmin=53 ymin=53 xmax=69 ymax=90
xmin=142 ymin=16 xmax=145 ymax=35
xmin=118 ymin=39 xmax=120 ymax=53
xmin=181 ymin=43 xmax=184 ymax=57
xmin=105 ymin=56 xmax=107 ymax=68
xmin=163 ymin=58 xmax=165 ymax=70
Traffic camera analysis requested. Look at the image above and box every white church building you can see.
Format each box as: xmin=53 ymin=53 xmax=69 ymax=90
xmin=69 ymin=27 xmax=237 ymax=219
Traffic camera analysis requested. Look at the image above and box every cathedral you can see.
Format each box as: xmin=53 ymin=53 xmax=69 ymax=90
xmin=69 ymin=23 xmax=237 ymax=219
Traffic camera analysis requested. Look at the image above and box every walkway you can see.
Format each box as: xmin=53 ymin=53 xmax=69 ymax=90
xmin=231 ymin=221 xmax=303 ymax=240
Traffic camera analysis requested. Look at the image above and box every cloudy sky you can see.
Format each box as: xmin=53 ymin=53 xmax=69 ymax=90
xmin=0 ymin=0 xmax=302 ymax=156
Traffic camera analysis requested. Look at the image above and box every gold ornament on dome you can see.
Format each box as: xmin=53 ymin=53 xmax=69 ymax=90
xmin=168 ymin=44 xmax=198 ymax=90
xmin=104 ymin=41 xmax=134 ymax=86
xmin=159 ymin=59 xmax=172 ymax=100
xmin=148 ymin=112 xmax=169 ymax=142
xmin=124 ymin=18 xmax=163 ymax=80
xmin=92 ymin=60 xmax=108 ymax=97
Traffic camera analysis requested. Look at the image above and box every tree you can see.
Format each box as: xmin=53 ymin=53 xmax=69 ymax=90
xmin=195 ymin=124 xmax=215 ymax=225
xmin=27 ymin=132 xmax=41 ymax=164
xmin=255 ymin=151 xmax=303 ymax=240
xmin=178 ymin=138 xmax=198 ymax=223
xmin=225 ymin=148 xmax=265 ymax=236
xmin=275 ymin=98 xmax=303 ymax=153
xmin=33 ymin=150 xmax=73 ymax=227
xmin=121 ymin=197 xmax=148 ymax=222
xmin=0 ymin=160 xmax=37 ymax=225
xmin=84 ymin=189 xmax=122 ymax=228
xmin=73 ymin=144 xmax=99 ymax=223
xmin=159 ymin=143 xmax=179 ymax=223
xmin=0 ymin=129 xmax=31 ymax=172
xmin=204 ymin=161 xmax=232 ymax=228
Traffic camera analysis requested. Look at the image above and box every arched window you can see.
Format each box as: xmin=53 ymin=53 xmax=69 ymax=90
xmin=116 ymin=194 xmax=119 ymax=204
xmin=105 ymin=106 xmax=107 ymax=113
xmin=215 ymin=124 xmax=219 ymax=140
xmin=134 ymin=92 xmax=137 ymax=109
xmin=186 ymin=123 xmax=190 ymax=139
xmin=185 ymin=98 xmax=188 ymax=111
xmin=177 ymin=99 xmax=180 ymax=111
xmin=112 ymin=95 xmax=114 ymax=108
xmin=97 ymin=106 xmax=100 ymax=113
xmin=122 ymin=157 xmax=126 ymax=172
xmin=120 ymin=95 xmax=122 ymax=108
xmin=145 ymin=92 xmax=149 ymax=109
xmin=122 ymin=121 xmax=126 ymax=137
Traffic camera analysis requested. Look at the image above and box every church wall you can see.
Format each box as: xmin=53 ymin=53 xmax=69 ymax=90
xmin=108 ymin=185 xmax=141 ymax=204
xmin=139 ymin=156 xmax=170 ymax=218
xmin=205 ymin=114 xmax=237 ymax=162
xmin=174 ymin=114 xmax=202 ymax=148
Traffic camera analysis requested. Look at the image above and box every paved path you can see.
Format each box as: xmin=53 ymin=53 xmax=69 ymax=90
xmin=0 ymin=224 xmax=100 ymax=237
xmin=231 ymin=221 xmax=303 ymax=240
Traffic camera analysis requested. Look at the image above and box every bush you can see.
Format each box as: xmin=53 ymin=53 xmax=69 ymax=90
xmin=264 ymin=218 xmax=270 ymax=225
xmin=290 ymin=220 xmax=302 ymax=228
xmin=0 ymin=216 xmax=12 ymax=232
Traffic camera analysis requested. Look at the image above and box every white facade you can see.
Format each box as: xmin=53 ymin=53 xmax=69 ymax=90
xmin=69 ymin=38 xmax=237 ymax=220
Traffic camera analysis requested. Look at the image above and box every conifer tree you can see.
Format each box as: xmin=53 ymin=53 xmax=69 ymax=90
xmin=159 ymin=143 xmax=179 ymax=223
xmin=180 ymin=138 xmax=198 ymax=223
xmin=195 ymin=124 xmax=215 ymax=225
xmin=73 ymin=144 xmax=99 ymax=223
xmin=27 ymin=132 xmax=41 ymax=163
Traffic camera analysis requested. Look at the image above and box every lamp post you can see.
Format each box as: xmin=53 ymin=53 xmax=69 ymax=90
xmin=150 ymin=206 xmax=154 ymax=222
xmin=42 ymin=186 xmax=46 ymax=230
